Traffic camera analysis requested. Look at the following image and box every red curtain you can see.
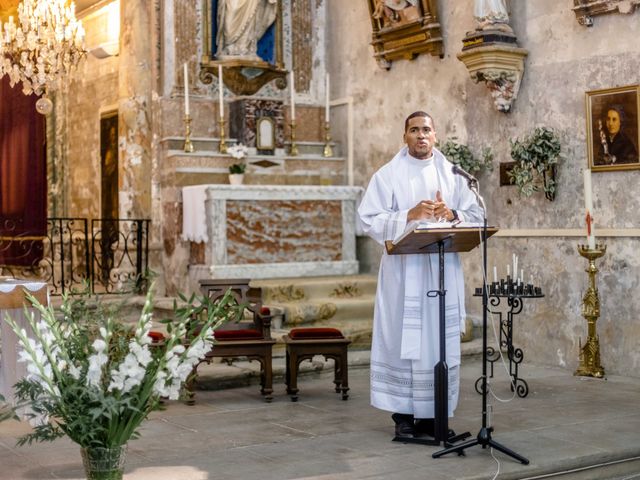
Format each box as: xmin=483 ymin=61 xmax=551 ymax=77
xmin=0 ymin=76 xmax=47 ymax=267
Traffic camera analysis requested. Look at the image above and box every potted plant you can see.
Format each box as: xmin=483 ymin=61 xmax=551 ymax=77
xmin=227 ymin=143 xmax=249 ymax=185
xmin=1 ymin=284 xmax=238 ymax=480
xmin=439 ymin=138 xmax=494 ymax=176
xmin=508 ymin=127 xmax=562 ymax=200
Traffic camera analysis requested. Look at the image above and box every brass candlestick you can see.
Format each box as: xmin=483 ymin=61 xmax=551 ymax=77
xmin=183 ymin=114 xmax=194 ymax=153
xmin=289 ymin=121 xmax=299 ymax=156
xmin=323 ymin=121 xmax=333 ymax=158
xmin=575 ymin=243 xmax=606 ymax=378
xmin=218 ymin=117 xmax=228 ymax=154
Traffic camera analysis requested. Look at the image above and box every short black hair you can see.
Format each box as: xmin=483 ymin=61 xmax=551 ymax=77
xmin=404 ymin=111 xmax=434 ymax=132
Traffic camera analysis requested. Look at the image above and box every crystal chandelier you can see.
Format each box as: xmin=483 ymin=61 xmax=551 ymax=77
xmin=0 ymin=0 xmax=86 ymax=115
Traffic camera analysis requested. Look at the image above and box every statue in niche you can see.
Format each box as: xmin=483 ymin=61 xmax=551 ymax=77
xmin=217 ymin=0 xmax=277 ymax=59
xmin=474 ymin=0 xmax=513 ymax=32
xmin=372 ymin=0 xmax=420 ymax=28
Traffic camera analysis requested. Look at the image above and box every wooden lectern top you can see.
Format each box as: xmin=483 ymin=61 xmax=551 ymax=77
xmin=385 ymin=225 xmax=498 ymax=255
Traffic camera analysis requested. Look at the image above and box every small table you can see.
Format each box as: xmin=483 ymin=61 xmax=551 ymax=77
xmin=474 ymin=284 xmax=544 ymax=398
xmin=0 ymin=278 xmax=48 ymax=406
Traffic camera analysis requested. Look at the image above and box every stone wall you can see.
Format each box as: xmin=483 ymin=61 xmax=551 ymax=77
xmin=330 ymin=0 xmax=640 ymax=376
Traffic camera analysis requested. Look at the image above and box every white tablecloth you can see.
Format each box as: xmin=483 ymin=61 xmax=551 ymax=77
xmin=182 ymin=185 xmax=209 ymax=243
xmin=0 ymin=279 xmax=48 ymax=406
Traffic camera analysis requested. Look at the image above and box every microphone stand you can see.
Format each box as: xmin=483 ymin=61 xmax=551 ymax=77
xmin=433 ymin=178 xmax=529 ymax=464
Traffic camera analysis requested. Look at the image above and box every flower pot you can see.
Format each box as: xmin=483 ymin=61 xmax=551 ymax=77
xmin=80 ymin=444 xmax=127 ymax=480
xmin=228 ymin=173 xmax=244 ymax=185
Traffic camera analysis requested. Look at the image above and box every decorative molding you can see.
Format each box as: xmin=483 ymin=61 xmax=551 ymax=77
xmin=457 ymin=43 xmax=528 ymax=113
xmin=572 ymin=0 xmax=640 ymax=26
xmin=204 ymin=184 xmax=363 ymax=201
xmin=494 ymin=229 xmax=640 ymax=237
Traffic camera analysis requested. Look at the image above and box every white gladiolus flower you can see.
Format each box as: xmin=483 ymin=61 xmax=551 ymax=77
xmin=92 ymin=339 xmax=107 ymax=353
xmin=68 ymin=363 xmax=81 ymax=380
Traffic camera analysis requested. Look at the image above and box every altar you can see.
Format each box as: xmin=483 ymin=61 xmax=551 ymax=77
xmin=183 ymin=184 xmax=362 ymax=288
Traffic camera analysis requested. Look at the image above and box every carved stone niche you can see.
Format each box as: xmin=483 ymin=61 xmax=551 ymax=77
xmin=457 ymin=36 xmax=528 ymax=113
xmin=573 ymin=0 xmax=640 ymax=26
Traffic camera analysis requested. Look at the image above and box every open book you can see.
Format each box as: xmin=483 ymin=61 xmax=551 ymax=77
xmin=412 ymin=220 xmax=484 ymax=231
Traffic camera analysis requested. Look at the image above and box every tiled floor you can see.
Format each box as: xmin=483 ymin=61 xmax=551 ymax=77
xmin=1 ymin=356 xmax=639 ymax=479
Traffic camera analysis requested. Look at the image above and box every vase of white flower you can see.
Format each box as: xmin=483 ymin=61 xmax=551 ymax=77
xmin=227 ymin=143 xmax=248 ymax=185
xmin=2 ymin=283 xmax=238 ymax=479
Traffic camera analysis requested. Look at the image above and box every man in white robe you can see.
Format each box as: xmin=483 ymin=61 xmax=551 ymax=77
xmin=358 ymin=111 xmax=483 ymax=438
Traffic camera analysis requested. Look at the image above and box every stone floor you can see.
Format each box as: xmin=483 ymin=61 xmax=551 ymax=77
xmin=1 ymin=354 xmax=640 ymax=480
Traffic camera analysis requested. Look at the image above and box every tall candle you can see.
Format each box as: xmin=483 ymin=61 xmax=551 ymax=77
xmin=183 ymin=63 xmax=189 ymax=116
xmin=520 ymin=269 xmax=524 ymax=284
xmin=290 ymin=71 xmax=295 ymax=121
xmin=325 ymin=73 xmax=330 ymax=122
xmin=493 ymin=265 xmax=497 ymax=283
xmin=507 ymin=264 xmax=510 ymax=277
xmin=218 ymin=64 xmax=224 ymax=118
xmin=583 ymin=169 xmax=596 ymax=249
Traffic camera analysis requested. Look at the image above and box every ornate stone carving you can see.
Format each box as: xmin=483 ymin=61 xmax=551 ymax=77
xmin=457 ymin=43 xmax=528 ymax=113
xmin=330 ymin=282 xmax=362 ymax=298
xmin=265 ymin=285 xmax=306 ymax=302
xmin=572 ymin=0 xmax=640 ymax=26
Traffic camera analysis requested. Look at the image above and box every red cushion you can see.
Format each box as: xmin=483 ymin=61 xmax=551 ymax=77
xmin=289 ymin=328 xmax=344 ymax=340
xmin=148 ymin=331 xmax=165 ymax=343
xmin=214 ymin=329 xmax=263 ymax=340
xmin=259 ymin=306 xmax=271 ymax=315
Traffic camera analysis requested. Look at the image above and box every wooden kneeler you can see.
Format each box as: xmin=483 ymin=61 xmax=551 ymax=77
xmin=283 ymin=328 xmax=351 ymax=402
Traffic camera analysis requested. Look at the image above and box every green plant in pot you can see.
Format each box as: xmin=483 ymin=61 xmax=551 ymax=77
xmin=439 ymin=138 xmax=494 ymax=176
xmin=228 ymin=163 xmax=246 ymax=175
xmin=508 ymin=127 xmax=562 ymax=201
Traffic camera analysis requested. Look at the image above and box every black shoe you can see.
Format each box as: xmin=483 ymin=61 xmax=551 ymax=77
xmin=391 ymin=413 xmax=414 ymax=438
xmin=414 ymin=418 xmax=434 ymax=437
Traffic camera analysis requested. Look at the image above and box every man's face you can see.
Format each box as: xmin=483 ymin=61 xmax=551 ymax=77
xmin=404 ymin=116 xmax=437 ymax=159
xmin=606 ymin=109 xmax=621 ymax=136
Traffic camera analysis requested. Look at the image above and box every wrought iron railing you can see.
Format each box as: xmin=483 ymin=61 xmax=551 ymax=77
xmin=0 ymin=217 xmax=150 ymax=295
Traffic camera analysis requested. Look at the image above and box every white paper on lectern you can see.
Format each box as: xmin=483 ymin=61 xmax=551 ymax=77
xmin=392 ymin=220 xmax=483 ymax=245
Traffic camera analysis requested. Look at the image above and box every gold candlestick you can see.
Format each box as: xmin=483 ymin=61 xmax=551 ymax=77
xmin=323 ymin=121 xmax=333 ymax=158
xmin=289 ymin=121 xmax=299 ymax=156
xmin=218 ymin=117 xmax=228 ymax=154
xmin=575 ymin=243 xmax=606 ymax=378
xmin=183 ymin=114 xmax=194 ymax=153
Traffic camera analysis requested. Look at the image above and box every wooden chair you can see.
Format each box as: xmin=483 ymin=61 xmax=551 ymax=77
xmin=185 ymin=278 xmax=275 ymax=403
xmin=283 ymin=327 xmax=351 ymax=402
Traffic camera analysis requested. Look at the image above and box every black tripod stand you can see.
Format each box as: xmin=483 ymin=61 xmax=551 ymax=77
xmin=433 ymin=181 xmax=529 ymax=464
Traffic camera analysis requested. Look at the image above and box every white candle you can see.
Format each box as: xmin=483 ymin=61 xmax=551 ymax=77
xmin=507 ymin=264 xmax=510 ymax=277
xmin=325 ymin=73 xmax=330 ymax=122
xmin=183 ymin=63 xmax=189 ymax=116
xmin=583 ymin=169 xmax=596 ymax=249
xmin=493 ymin=265 xmax=497 ymax=283
xmin=218 ymin=64 xmax=224 ymax=118
xmin=290 ymin=71 xmax=295 ymax=121
xmin=520 ymin=269 xmax=524 ymax=284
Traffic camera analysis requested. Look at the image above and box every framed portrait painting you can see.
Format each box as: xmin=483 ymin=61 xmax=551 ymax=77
xmin=585 ymin=85 xmax=640 ymax=171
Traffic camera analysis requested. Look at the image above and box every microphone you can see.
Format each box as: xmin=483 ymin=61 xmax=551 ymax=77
xmin=452 ymin=164 xmax=478 ymax=186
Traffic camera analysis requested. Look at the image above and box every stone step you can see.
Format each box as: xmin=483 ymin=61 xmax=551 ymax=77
xmin=254 ymin=274 xmax=378 ymax=301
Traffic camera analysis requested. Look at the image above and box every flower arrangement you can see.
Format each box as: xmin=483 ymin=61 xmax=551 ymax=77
xmin=2 ymin=284 xmax=237 ymax=452
xmin=227 ymin=143 xmax=248 ymax=175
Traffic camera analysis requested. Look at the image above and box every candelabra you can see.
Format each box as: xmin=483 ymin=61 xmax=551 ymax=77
xmin=289 ymin=121 xmax=299 ymax=156
xmin=575 ymin=243 xmax=606 ymax=378
xmin=218 ymin=117 xmax=228 ymax=154
xmin=323 ymin=122 xmax=333 ymax=158
xmin=183 ymin=115 xmax=194 ymax=153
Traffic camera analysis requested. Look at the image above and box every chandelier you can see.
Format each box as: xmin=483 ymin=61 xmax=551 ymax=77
xmin=0 ymin=0 xmax=86 ymax=114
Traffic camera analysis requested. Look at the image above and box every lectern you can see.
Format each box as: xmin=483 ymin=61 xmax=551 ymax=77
xmin=385 ymin=224 xmax=497 ymax=446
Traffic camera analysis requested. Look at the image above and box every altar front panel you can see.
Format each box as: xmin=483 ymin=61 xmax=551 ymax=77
xmin=186 ymin=185 xmax=362 ymax=286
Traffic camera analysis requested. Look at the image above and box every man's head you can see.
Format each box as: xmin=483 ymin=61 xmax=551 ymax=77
xmin=403 ymin=111 xmax=437 ymax=159
xmin=606 ymin=105 xmax=625 ymax=137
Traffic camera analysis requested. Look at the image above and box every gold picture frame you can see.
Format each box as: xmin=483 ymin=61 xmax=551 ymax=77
xmin=365 ymin=0 xmax=443 ymax=69
xmin=586 ymin=85 xmax=640 ymax=172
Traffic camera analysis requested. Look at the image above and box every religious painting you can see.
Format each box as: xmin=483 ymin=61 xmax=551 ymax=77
xmin=585 ymin=85 xmax=640 ymax=172
xmin=366 ymin=0 xmax=443 ymax=69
